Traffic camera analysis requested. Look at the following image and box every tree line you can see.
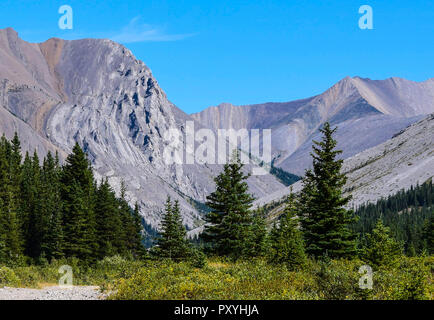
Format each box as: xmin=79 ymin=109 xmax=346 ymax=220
xmin=354 ymin=180 xmax=433 ymax=255
xmin=0 ymin=134 xmax=145 ymax=265
xmin=2 ymin=120 xmax=432 ymax=269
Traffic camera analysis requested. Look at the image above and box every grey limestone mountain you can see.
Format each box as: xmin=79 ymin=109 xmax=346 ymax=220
xmin=0 ymin=27 xmax=284 ymax=229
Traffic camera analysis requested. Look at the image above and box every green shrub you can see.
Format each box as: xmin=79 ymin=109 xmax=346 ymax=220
xmin=362 ymin=220 xmax=403 ymax=268
xmin=12 ymin=266 xmax=43 ymax=287
xmin=108 ymin=258 xmax=320 ymax=300
xmin=189 ymin=249 xmax=207 ymax=269
xmin=0 ymin=266 xmax=20 ymax=287
xmin=313 ymin=259 xmax=363 ymax=300
xmin=373 ymin=257 xmax=431 ymax=300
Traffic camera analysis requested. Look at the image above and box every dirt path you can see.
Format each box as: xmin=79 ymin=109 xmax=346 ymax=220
xmin=0 ymin=286 xmax=106 ymax=300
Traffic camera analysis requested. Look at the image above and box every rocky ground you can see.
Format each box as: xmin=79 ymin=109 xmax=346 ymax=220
xmin=0 ymin=286 xmax=106 ymax=300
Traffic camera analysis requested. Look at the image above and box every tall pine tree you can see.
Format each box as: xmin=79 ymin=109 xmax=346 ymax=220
xmin=202 ymin=151 xmax=255 ymax=259
xmin=61 ymin=143 xmax=97 ymax=262
xmin=41 ymin=152 xmax=64 ymax=260
xmin=153 ymin=197 xmax=190 ymax=260
xmin=269 ymin=191 xmax=306 ymax=269
xmin=425 ymin=214 xmax=434 ymax=255
xmin=95 ymin=178 xmax=123 ymax=259
xmin=362 ymin=219 xmax=403 ymax=268
xmin=131 ymin=202 xmax=147 ymax=259
xmin=247 ymin=211 xmax=268 ymax=257
xmin=0 ymin=135 xmax=23 ymax=262
xmin=299 ymin=122 xmax=357 ymax=259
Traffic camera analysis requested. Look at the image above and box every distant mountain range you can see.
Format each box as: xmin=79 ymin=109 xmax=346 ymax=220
xmin=1 ymin=27 xmax=433 ymax=228
xmin=193 ymin=76 xmax=434 ymax=175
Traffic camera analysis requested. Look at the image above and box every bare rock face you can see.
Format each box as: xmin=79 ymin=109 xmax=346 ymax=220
xmin=0 ymin=28 xmax=64 ymax=156
xmin=0 ymin=28 xmax=285 ymax=228
xmin=192 ymin=76 xmax=434 ymax=175
xmin=341 ymin=114 xmax=434 ymax=207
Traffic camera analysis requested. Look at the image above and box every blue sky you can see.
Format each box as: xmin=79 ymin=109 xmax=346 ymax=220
xmin=1 ymin=0 xmax=433 ymax=114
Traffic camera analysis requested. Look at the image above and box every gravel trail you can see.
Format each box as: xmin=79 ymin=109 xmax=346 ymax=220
xmin=0 ymin=286 xmax=106 ymax=300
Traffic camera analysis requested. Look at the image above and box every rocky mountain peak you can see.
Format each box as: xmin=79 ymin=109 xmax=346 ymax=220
xmin=0 ymin=29 xmax=286 ymax=228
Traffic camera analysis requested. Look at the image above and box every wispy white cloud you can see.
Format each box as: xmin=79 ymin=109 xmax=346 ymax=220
xmin=18 ymin=16 xmax=195 ymax=44
xmin=109 ymin=17 xmax=196 ymax=43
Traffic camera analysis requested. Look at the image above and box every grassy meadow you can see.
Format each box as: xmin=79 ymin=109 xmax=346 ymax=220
xmin=1 ymin=255 xmax=432 ymax=300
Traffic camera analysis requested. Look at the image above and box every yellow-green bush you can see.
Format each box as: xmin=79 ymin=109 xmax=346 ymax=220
xmin=372 ymin=256 xmax=433 ymax=300
xmin=313 ymin=259 xmax=364 ymax=300
xmin=0 ymin=266 xmax=20 ymax=287
xmin=109 ymin=258 xmax=319 ymax=300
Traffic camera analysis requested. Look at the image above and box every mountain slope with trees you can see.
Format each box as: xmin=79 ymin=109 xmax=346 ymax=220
xmin=0 ymin=134 xmax=145 ymax=265
xmin=354 ymin=180 xmax=433 ymax=255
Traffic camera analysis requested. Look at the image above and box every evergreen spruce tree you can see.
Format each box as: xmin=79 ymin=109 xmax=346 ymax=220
xmin=41 ymin=152 xmax=64 ymax=260
xmin=19 ymin=152 xmax=37 ymax=257
xmin=95 ymin=178 xmax=123 ymax=259
xmin=171 ymin=200 xmax=191 ymax=258
xmin=30 ymin=151 xmax=45 ymax=258
xmin=10 ymin=133 xmax=22 ymax=194
xmin=153 ymin=197 xmax=190 ymax=260
xmin=117 ymin=180 xmax=146 ymax=258
xmin=117 ymin=180 xmax=130 ymax=255
xmin=202 ymin=151 xmax=255 ymax=259
xmin=269 ymin=191 xmax=306 ymax=269
xmin=62 ymin=180 xmax=95 ymax=260
xmin=423 ymin=214 xmax=434 ymax=255
xmin=0 ymin=199 xmax=5 ymax=262
xmin=10 ymin=133 xmax=22 ymax=226
xmin=201 ymin=160 xmax=232 ymax=253
xmin=0 ymin=135 xmax=23 ymax=261
xmin=130 ymin=202 xmax=147 ymax=259
xmin=247 ymin=210 xmax=268 ymax=257
xmin=299 ymin=122 xmax=357 ymax=259
xmin=362 ymin=219 xmax=403 ymax=268
xmin=61 ymin=143 xmax=97 ymax=262
xmin=28 ymin=151 xmax=53 ymax=260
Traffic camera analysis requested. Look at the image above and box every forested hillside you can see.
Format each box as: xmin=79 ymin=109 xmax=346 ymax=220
xmin=354 ymin=180 xmax=433 ymax=255
xmin=269 ymin=163 xmax=300 ymax=186
xmin=0 ymin=134 xmax=145 ymax=265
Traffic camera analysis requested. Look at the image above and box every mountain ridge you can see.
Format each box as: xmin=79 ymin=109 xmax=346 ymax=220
xmin=192 ymin=75 xmax=434 ymax=175
xmin=194 ymin=75 xmax=434 ymax=117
